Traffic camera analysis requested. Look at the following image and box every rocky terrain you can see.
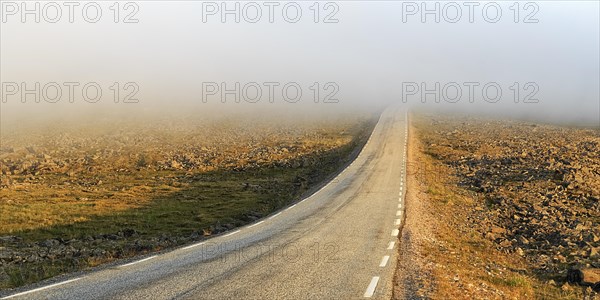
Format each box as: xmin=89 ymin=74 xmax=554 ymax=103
xmin=0 ymin=112 xmax=376 ymax=289
xmin=1 ymin=116 xmax=363 ymax=185
xmin=409 ymin=114 xmax=599 ymax=298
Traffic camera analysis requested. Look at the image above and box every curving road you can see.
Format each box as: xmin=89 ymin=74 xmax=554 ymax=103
xmin=1 ymin=107 xmax=408 ymax=300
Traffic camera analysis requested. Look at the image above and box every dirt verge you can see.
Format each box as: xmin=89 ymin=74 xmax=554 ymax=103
xmin=394 ymin=113 xmax=599 ymax=299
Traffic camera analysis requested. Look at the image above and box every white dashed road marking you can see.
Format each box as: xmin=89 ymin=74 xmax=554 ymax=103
xmin=379 ymin=256 xmax=390 ymax=267
xmin=391 ymin=229 xmax=399 ymax=236
xmin=364 ymin=276 xmax=380 ymax=298
xmin=387 ymin=241 xmax=395 ymax=250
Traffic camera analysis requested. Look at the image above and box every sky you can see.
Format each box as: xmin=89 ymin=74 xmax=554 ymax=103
xmin=1 ymin=1 xmax=599 ymax=126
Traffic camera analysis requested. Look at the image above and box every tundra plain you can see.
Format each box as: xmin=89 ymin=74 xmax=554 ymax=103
xmin=0 ymin=111 xmax=376 ymax=289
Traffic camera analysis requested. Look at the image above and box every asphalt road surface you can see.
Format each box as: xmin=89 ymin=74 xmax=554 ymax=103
xmin=2 ymin=107 xmax=409 ymax=300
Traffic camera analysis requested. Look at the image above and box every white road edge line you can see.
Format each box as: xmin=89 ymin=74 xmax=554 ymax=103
xmin=223 ymin=230 xmax=241 ymax=238
xmin=2 ymin=278 xmax=82 ymax=299
xmin=285 ymin=203 xmax=298 ymax=211
xmin=392 ymin=229 xmax=399 ymax=236
xmin=363 ymin=276 xmax=380 ymax=298
xmin=379 ymin=255 xmax=390 ymax=267
xmin=398 ymin=204 xmax=402 ymax=208
xmin=269 ymin=212 xmax=282 ymax=220
xmin=119 ymin=255 xmax=158 ymax=268
xmin=247 ymin=220 xmax=265 ymax=229
xmin=396 ymin=210 xmax=402 ymax=216
xmin=182 ymin=242 xmax=205 ymax=250
xmin=387 ymin=241 xmax=395 ymax=250
xmin=394 ymin=219 xmax=401 ymax=225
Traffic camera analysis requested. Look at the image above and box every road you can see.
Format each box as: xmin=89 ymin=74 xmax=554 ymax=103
xmin=2 ymin=107 xmax=408 ymax=300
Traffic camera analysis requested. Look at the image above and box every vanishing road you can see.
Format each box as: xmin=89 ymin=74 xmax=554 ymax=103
xmin=2 ymin=107 xmax=409 ymax=300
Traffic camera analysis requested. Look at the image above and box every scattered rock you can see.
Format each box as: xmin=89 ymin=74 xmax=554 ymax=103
xmin=567 ymin=268 xmax=600 ymax=285
xmin=420 ymin=115 xmax=600 ymax=296
xmin=40 ymin=239 xmax=60 ymax=248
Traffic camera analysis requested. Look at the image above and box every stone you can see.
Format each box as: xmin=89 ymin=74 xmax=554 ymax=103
xmin=40 ymin=239 xmax=60 ymax=248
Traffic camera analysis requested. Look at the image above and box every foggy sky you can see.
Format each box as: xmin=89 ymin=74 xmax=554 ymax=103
xmin=1 ymin=1 xmax=598 ymax=127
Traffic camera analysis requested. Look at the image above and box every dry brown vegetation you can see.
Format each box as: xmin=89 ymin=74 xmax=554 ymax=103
xmin=395 ymin=113 xmax=599 ymax=299
xmin=0 ymin=112 xmax=376 ymax=289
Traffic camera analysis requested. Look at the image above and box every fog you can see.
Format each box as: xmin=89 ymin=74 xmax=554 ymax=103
xmin=1 ymin=1 xmax=598 ymax=127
